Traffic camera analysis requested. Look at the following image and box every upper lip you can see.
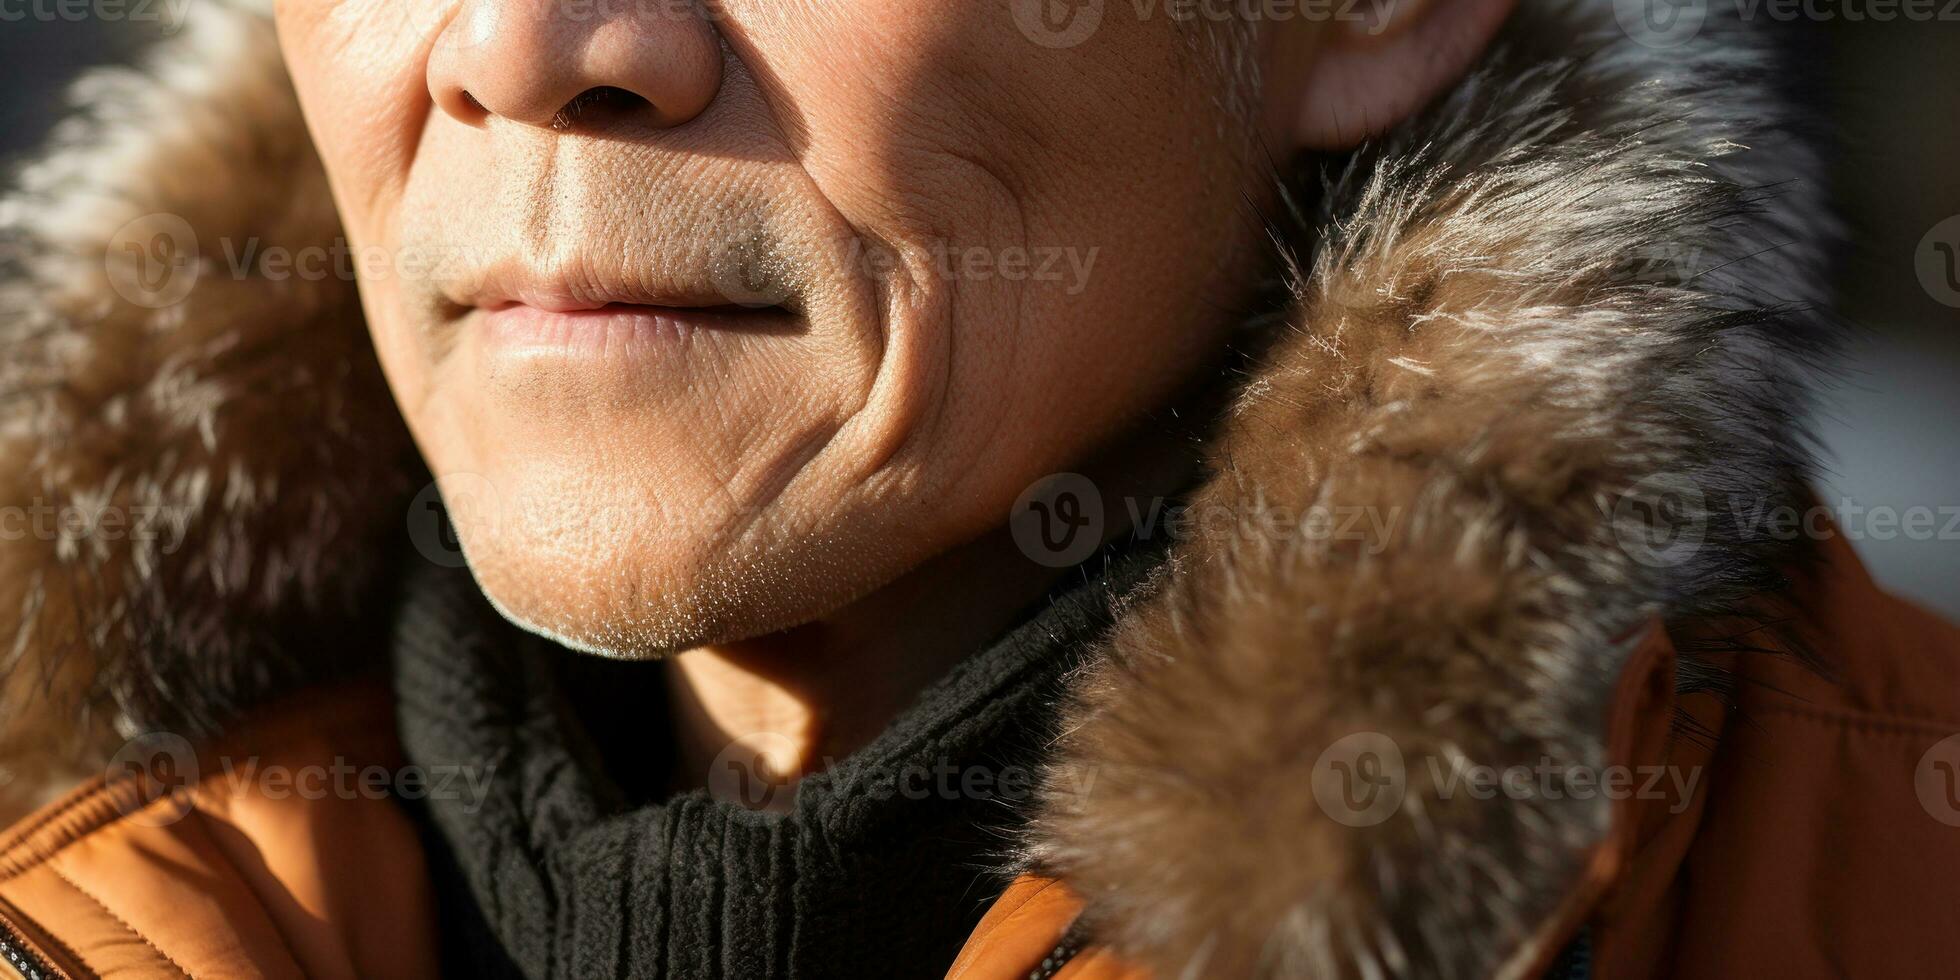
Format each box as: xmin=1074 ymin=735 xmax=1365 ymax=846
xmin=447 ymin=256 xmax=791 ymax=315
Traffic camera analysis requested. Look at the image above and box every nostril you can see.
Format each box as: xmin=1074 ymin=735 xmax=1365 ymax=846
xmin=551 ymin=86 xmax=654 ymax=133
xmin=425 ymin=3 xmax=723 ymax=133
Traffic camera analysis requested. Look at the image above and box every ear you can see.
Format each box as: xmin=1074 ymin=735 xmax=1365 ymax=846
xmin=1266 ymin=0 xmax=1516 ymax=151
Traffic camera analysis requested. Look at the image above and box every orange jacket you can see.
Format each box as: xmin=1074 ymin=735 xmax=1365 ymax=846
xmin=2 ymin=536 xmax=1957 ymax=979
xmin=950 ymin=534 xmax=1960 ymax=979
xmin=4 ymin=4 xmax=1954 ymax=978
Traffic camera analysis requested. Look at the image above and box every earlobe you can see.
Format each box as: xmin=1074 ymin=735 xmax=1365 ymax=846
xmin=1279 ymin=0 xmax=1516 ymax=151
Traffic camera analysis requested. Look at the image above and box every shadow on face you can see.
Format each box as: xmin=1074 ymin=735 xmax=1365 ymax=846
xmin=273 ymin=0 xmax=1509 ymax=656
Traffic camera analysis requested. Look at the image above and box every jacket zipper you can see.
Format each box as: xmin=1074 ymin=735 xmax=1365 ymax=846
xmin=1543 ymin=927 xmax=1592 ymax=980
xmin=0 ymin=913 xmax=64 ymax=980
xmin=1028 ymin=921 xmax=1086 ymax=980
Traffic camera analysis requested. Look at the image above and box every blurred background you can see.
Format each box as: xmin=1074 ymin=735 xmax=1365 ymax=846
xmin=2 ymin=7 xmax=1955 ymax=616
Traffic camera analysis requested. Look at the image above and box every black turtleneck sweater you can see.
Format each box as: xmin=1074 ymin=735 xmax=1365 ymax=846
xmin=390 ymin=543 xmax=1156 ymax=979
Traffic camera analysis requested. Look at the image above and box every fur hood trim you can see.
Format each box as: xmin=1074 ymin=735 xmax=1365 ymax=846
xmin=0 ymin=8 xmax=415 ymax=804
xmin=1027 ymin=4 xmax=1833 ymax=977
xmin=0 ymin=2 xmax=1834 ymax=977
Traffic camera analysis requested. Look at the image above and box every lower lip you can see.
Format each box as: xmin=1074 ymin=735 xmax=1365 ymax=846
xmin=478 ymin=303 xmax=792 ymax=359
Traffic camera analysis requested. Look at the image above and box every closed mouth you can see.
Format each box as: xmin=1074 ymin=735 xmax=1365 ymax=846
xmin=439 ymin=252 xmax=808 ymax=354
xmin=474 ymin=300 xmax=805 ymax=359
xmin=483 ymin=300 xmax=794 ymax=320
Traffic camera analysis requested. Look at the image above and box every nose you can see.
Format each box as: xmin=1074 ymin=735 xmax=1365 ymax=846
xmin=428 ymin=0 xmax=724 ymax=133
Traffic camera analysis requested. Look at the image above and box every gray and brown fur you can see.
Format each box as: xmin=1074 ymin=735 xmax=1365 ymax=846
xmin=0 ymin=3 xmax=1835 ymax=977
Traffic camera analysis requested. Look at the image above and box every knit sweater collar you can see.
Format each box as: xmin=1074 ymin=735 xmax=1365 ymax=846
xmin=390 ymin=542 xmax=1159 ymax=979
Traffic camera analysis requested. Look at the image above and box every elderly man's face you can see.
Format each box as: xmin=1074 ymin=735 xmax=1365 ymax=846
xmin=275 ymin=0 xmax=1268 ymax=655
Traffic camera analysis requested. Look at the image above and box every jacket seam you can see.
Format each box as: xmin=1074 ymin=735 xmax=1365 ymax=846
xmin=45 ymin=862 xmax=192 ymax=979
xmin=1746 ymin=701 xmax=1960 ymax=737
xmin=0 ymin=786 xmax=116 ymax=868
xmin=0 ymin=789 xmax=182 ymax=886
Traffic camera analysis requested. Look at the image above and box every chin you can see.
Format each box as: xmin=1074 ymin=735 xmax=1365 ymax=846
xmin=463 ymin=550 xmax=739 ymax=661
xmin=454 ymin=506 xmax=905 ymax=661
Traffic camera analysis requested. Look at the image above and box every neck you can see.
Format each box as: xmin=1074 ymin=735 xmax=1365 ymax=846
xmin=665 ymin=526 xmax=1053 ymax=807
xmin=665 ymin=409 xmax=1216 ymax=809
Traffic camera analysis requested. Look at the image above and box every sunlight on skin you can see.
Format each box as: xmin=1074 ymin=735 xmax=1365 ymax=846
xmin=273 ymin=0 xmax=1512 ymax=795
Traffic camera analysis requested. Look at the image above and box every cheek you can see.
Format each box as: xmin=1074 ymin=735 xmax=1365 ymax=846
xmin=764 ymin=3 xmax=1253 ymax=477
xmin=277 ymin=1 xmax=446 ymax=433
xmin=279 ymin=0 xmax=1252 ymax=544
xmin=276 ymin=1 xmax=432 ymax=251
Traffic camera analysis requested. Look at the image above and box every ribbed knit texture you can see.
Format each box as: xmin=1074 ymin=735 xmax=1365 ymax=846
xmin=391 ymin=544 xmax=1159 ymax=979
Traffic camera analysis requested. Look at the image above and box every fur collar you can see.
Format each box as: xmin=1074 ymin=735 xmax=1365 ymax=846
xmin=0 ymin=3 xmax=1834 ymax=977
xmin=1027 ymin=4 xmax=1833 ymax=977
